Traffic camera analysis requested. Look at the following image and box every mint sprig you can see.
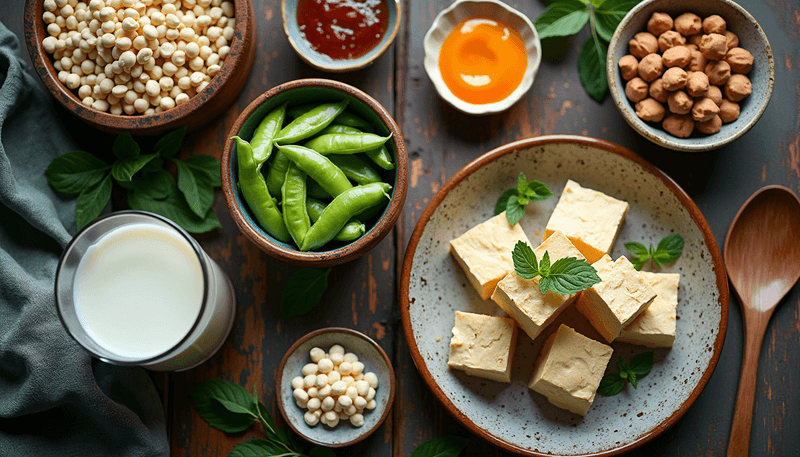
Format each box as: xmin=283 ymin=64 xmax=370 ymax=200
xmin=625 ymin=234 xmax=685 ymax=270
xmin=598 ymin=352 xmax=654 ymax=396
xmin=512 ymin=241 xmax=601 ymax=295
xmin=494 ymin=172 xmax=553 ymax=226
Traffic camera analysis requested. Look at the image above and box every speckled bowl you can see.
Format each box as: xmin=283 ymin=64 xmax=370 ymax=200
xmin=281 ymin=0 xmax=401 ymax=72
xmin=423 ymin=0 xmax=542 ymax=115
xmin=276 ymin=327 xmax=395 ymax=447
xmin=400 ymin=136 xmax=729 ymax=456
xmin=607 ymin=0 xmax=774 ymax=151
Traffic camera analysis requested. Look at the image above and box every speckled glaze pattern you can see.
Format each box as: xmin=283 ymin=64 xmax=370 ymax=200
xmin=607 ymin=0 xmax=774 ymax=152
xmin=400 ymin=136 xmax=729 ymax=456
xmin=423 ymin=0 xmax=542 ymax=115
xmin=276 ymin=328 xmax=395 ymax=448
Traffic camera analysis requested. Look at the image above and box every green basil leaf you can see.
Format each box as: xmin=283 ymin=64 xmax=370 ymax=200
xmin=494 ymin=189 xmax=518 ymax=216
xmin=598 ymin=372 xmax=625 ymax=396
xmin=112 ymin=153 xmax=158 ymax=182
xmin=537 ymin=256 xmax=600 ymax=295
xmin=505 ymin=196 xmax=525 ymax=226
xmin=216 ymin=398 xmax=257 ymax=416
xmin=176 ymin=160 xmax=215 ymax=218
xmin=309 ymin=448 xmax=337 ymax=457
xmin=113 ymin=132 xmax=140 ymax=159
xmin=128 ymin=178 xmax=221 ymax=233
xmin=281 ymin=268 xmax=331 ymax=319
xmin=189 ymin=380 xmax=257 ymax=434
xmin=409 ymin=435 xmax=471 ymax=457
xmin=75 ymin=174 xmax=112 ymax=231
xmin=154 ymin=127 xmax=186 ymax=159
xmin=226 ymin=439 xmax=287 ymax=457
xmin=517 ymin=172 xmax=528 ymax=195
xmin=45 ymin=151 xmax=109 ymax=195
xmin=141 ymin=156 xmax=164 ymax=173
xmin=595 ymin=0 xmax=643 ymax=42
xmin=181 ymin=155 xmax=222 ymax=187
xmin=628 ymin=371 xmax=638 ymax=388
xmin=524 ymin=180 xmax=554 ymax=202
xmin=129 ymin=170 xmax=172 ymax=201
xmin=629 ymin=351 xmax=654 ymax=377
xmin=654 ymin=233 xmax=684 ymax=265
xmin=512 ymin=241 xmax=539 ymax=280
xmin=534 ymin=0 xmax=590 ymax=40
xmin=578 ymin=35 xmax=608 ymax=102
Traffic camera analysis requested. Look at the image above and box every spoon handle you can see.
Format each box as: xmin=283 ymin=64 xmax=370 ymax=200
xmin=726 ymin=316 xmax=769 ymax=457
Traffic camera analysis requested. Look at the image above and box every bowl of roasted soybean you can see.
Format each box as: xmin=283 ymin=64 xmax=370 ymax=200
xmin=606 ymin=0 xmax=774 ymax=151
xmin=221 ymin=79 xmax=408 ymax=266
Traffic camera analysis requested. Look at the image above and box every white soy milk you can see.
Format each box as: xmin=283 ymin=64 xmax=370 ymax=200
xmin=73 ymin=223 xmax=204 ymax=360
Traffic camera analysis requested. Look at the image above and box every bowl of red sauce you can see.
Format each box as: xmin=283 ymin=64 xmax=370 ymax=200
xmin=282 ymin=0 xmax=402 ymax=72
xmin=424 ymin=0 xmax=542 ymax=115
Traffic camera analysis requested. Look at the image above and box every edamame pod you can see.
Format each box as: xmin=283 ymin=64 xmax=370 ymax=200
xmin=281 ymin=162 xmax=310 ymax=247
xmin=265 ymin=150 xmax=291 ymax=200
xmin=287 ymin=103 xmax=315 ymax=119
xmin=318 ymin=124 xmax=363 ymax=135
xmin=334 ymin=111 xmax=373 ymax=132
xmin=327 ymin=154 xmax=382 ymax=185
xmin=233 ymin=136 xmax=292 ymax=242
xmin=275 ymin=144 xmax=352 ymax=197
xmin=304 ymin=133 xmax=391 ymax=155
xmin=300 ymin=182 xmax=392 ymax=251
xmin=306 ymin=197 xmax=366 ymax=242
xmin=307 ymin=178 xmax=331 ymax=199
xmin=274 ymin=100 xmax=349 ymax=144
xmin=364 ymin=145 xmax=395 ymax=170
xmin=251 ymin=103 xmax=286 ymax=166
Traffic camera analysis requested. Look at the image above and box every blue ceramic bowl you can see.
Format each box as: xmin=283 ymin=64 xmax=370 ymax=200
xmin=281 ymin=0 xmax=401 ymax=72
xmin=607 ymin=0 xmax=774 ymax=151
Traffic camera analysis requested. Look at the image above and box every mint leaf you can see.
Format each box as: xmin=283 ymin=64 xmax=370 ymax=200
xmin=579 ymin=35 xmax=608 ymax=102
xmin=176 ymin=159 xmax=215 ymax=218
xmin=505 ymin=195 xmax=526 ymax=226
xmin=216 ymin=398 xmax=258 ymax=416
xmin=497 ymin=173 xmax=552 ymax=225
xmin=113 ymin=132 xmax=139 ymax=159
xmin=598 ymin=372 xmax=625 ymax=396
xmin=517 ymin=172 xmax=529 ymax=196
xmin=534 ymin=0 xmax=590 ymax=40
xmin=281 ymin=268 xmax=331 ymax=319
xmin=111 ymin=153 xmax=158 ymax=182
xmin=629 ymin=351 xmax=654 ymax=377
xmin=653 ymin=234 xmax=684 ymax=265
xmin=539 ymin=251 xmax=552 ymax=276
xmin=181 ymin=155 xmax=222 ymax=187
xmin=617 ymin=356 xmax=629 ymax=373
xmin=494 ymin=189 xmax=518 ymax=216
xmin=516 ymin=194 xmax=529 ymax=206
xmin=594 ymin=0 xmax=642 ymax=41
xmin=45 ymin=151 xmax=109 ymax=195
xmin=75 ymin=174 xmax=112 ymax=231
xmin=512 ymin=241 xmax=539 ymax=280
xmin=154 ymin=127 xmax=186 ymax=159
xmin=128 ymin=178 xmax=221 ymax=233
xmin=129 ymin=170 xmax=172 ymax=200
xmin=628 ymin=371 xmax=638 ymax=388
xmin=600 ymin=353 xmax=653 ymax=396
xmin=409 ymin=435 xmax=470 ymax=457
xmin=537 ymin=256 xmax=600 ymax=295
xmin=190 ymin=380 xmax=256 ymax=433
xmin=227 ymin=439 xmax=287 ymax=457
xmin=625 ymin=241 xmax=650 ymax=270
xmin=525 ymin=180 xmax=554 ymax=202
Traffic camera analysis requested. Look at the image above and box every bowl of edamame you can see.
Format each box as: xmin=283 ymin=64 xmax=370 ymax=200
xmin=221 ymin=78 xmax=408 ymax=266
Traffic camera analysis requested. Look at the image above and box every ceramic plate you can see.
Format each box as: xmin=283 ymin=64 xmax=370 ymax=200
xmin=400 ymin=136 xmax=729 ymax=456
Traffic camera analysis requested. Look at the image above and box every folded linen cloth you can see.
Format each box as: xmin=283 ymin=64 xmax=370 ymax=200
xmin=0 ymin=22 xmax=168 ymax=456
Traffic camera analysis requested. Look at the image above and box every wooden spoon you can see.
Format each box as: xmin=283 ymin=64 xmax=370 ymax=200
xmin=724 ymin=185 xmax=800 ymax=457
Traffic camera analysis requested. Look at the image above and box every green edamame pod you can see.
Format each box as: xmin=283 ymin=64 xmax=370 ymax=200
xmin=300 ymin=182 xmax=392 ymax=251
xmin=275 ymin=144 xmax=352 ymax=197
xmin=327 ymin=155 xmax=382 ymax=185
xmin=281 ymin=163 xmax=310 ymax=247
xmin=307 ymin=178 xmax=331 ymax=199
xmin=356 ymin=201 xmax=385 ymax=221
xmin=304 ymin=133 xmax=391 ymax=155
xmin=364 ymin=145 xmax=395 ymax=170
xmin=251 ymin=103 xmax=286 ymax=166
xmin=287 ymin=103 xmax=315 ymax=119
xmin=334 ymin=111 xmax=373 ymax=132
xmin=318 ymin=124 xmax=362 ymax=135
xmin=306 ymin=197 xmax=365 ymax=242
xmin=233 ymin=136 xmax=292 ymax=243
xmin=265 ymin=150 xmax=291 ymax=200
xmin=306 ymin=197 xmax=328 ymax=222
xmin=274 ymin=100 xmax=349 ymax=144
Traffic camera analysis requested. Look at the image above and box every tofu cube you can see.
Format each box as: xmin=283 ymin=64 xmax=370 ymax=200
xmin=575 ymin=255 xmax=658 ymax=343
xmin=544 ymin=180 xmax=629 ymax=263
xmin=450 ymin=212 xmax=531 ymax=300
xmin=491 ymin=231 xmax=585 ymax=341
xmin=617 ymin=272 xmax=679 ymax=347
xmin=447 ymin=311 xmax=518 ymax=383
xmin=528 ymin=324 xmax=613 ymax=416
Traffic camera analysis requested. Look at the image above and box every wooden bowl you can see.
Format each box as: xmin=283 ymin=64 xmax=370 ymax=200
xmin=607 ymin=0 xmax=774 ymax=151
xmin=281 ymin=0 xmax=401 ymax=73
xmin=221 ymin=78 xmax=408 ymax=267
xmin=23 ymin=0 xmax=256 ymax=136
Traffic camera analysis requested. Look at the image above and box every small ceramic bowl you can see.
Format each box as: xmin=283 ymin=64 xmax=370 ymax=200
xmin=221 ymin=78 xmax=408 ymax=267
xmin=423 ymin=0 xmax=542 ymax=116
xmin=23 ymin=0 xmax=256 ymax=136
xmin=607 ymin=0 xmax=774 ymax=151
xmin=276 ymin=327 xmax=395 ymax=447
xmin=281 ymin=0 xmax=401 ymax=72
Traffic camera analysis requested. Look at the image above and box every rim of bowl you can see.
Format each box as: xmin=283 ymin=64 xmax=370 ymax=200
xmin=606 ymin=0 xmax=775 ymax=152
xmin=221 ymin=78 xmax=408 ymax=267
xmin=275 ymin=327 xmax=396 ymax=448
xmin=280 ymin=0 xmax=402 ymax=73
xmin=23 ymin=0 xmax=253 ymax=132
xmin=399 ymin=135 xmax=730 ymax=456
xmin=422 ymin=0 xmax=542 ymax=116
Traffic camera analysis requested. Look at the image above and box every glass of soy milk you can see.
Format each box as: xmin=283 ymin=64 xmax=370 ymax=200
xmin=55 ymin=211 xmax=236 ymax=371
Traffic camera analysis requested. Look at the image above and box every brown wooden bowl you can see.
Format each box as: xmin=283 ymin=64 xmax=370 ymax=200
xmin=221 ymin=78 xmax=408 ymax=267
xmin=23 ymin=0 xmax=256 ymax=136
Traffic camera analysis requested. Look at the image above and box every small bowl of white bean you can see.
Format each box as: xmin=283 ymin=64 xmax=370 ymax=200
xmin=23 ymin=0 xmax=256 ymax=136
xmin=276 ymin=327 xmax=395 ymax=448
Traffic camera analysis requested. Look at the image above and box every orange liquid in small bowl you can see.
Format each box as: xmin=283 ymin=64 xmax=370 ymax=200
xmin=438 ymin=17 xmax=527 ymax=105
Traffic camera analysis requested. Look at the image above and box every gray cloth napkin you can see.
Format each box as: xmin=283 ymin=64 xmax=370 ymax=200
xmin=0 ymin=22 xmax=169 ymax=456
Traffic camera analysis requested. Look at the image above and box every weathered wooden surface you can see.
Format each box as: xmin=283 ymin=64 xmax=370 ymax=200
xmin=3 ymin=0 xmax=800 ymax=455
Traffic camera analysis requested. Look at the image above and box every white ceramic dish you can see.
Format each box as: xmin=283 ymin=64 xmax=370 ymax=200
xmin=423 ymin=0 xmax=542 ymax=115
xmin=400 ymin=136 xmax=729 ymax=456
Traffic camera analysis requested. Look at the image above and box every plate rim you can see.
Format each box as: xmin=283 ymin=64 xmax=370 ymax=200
xmin=399 ymin=135 xmax=730 ymax=456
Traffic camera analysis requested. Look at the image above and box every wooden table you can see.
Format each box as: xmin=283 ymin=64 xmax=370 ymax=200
xmin=5 ymin=0 xmax=800 ymax=455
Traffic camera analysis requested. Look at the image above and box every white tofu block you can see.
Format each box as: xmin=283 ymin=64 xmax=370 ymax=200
xmin=447 ymin=311 xmax=518 ymax=383
xmin=617 ymin=272 xmax=679 ymax=347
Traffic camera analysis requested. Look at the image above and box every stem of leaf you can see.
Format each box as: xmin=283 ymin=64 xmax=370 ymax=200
xmin=587 ymin=4 xmax=603 ymax=57
xmin=255 ymin=411 xmax=303 ymax=457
